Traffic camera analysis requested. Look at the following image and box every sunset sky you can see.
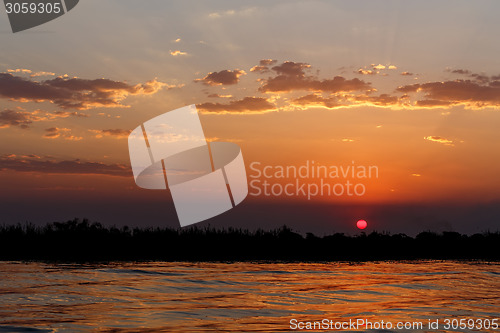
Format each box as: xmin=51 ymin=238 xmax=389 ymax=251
xmin=1 ymin=0 xmax=499 ymax=234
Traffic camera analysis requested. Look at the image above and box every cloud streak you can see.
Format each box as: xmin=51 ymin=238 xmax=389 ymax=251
xmin=0 ymin=155 xmax=131 ymax=176
xmin=0 ymin=108 xmax=88 ymax=129
xmin=89 ymin=129 xmax=131 ymax=139
xmin=197 ymin=97 xmax=277 ymax=114
xmin=424 ymin=136 xmax=455 ymax=146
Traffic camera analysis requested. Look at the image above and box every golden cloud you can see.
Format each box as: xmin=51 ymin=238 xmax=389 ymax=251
xmin=250 ymin=59 xmax=278 ymax=73
xmin=424 ymin=136 xmax=455 ymax=146
xmin=197 ymin=97 xmax=276 ymax=114
xmin=89 ymin=129 xmax=131 ymax=139
xmin=170 ymin=50 xmax=188 ymax=56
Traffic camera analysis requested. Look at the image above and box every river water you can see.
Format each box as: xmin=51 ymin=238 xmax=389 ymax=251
xmin=0 ymin=261 xmax=498 ymax=332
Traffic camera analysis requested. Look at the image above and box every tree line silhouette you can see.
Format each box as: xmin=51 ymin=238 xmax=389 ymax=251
xmin=0 ymin=219 xmax=498 ymax=262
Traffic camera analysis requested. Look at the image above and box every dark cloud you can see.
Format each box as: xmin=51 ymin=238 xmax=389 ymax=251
xmin=451 ymin=69 xmax=471 ymax=75
xmin=0 ymin=73 xmax=170 ymax=110
xmin=448 ymin=69 xmax=491 ymax=83
xmin=44 ymin=127 xmax=59 ymax=137
xmin=401 ymin=72 xmax=414 ymax=76
xmin=0 ymin=109 xmax=32 ymax=129
xmin=0 ymin=155 xmax=131 ymax=176
xmin=271 ymin=61 xmax=311 ymax=76
xmin=196 ymin=97 xmax=276 ymax=114
xmin=397 ymin=80 xmax=500 ymax=109
xmin=470 ymin=73 xmax=490 ymax=84
xmin=259 ymin=61 xmax=371 ymax=93
xmin=195 ymin=69 xmax=246 ymax=86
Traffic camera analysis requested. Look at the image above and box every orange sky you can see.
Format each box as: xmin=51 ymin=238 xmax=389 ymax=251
xmin=1 ymin=1 xmax=499 ymax=233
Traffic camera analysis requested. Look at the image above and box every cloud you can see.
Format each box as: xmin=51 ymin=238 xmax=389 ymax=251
xmin=250 ymin=59 xmax=278 ymax=73
xmin=292 ymin=94 xmax=342 ymax=109
xmin=357 ymin=69 xmax=377 ymax=75
xmin=291 ymin=93 xmax=401 ymax=110
xmin=0 ymin=155 xmax=130 ymax=177
xmin=250 ymin=65 xmax=269 ymax=73
xmin=470 ymin=73 xmax=490 ymax=84
xmin=43 ymin=127 xmax=83 ymax=141
xmin=353 ymin=94 xmax=399 ymax=106
xmin=7 ymin=68 xmax=32 ymax=74
xmin=170 ymin=50 xmax=188 ymax=56
xmin=0 ymin=109 xmax=33 ymax=129
xmin=208 ymin=8 xmax=256 ymax=19
xmin=451 ymin=69 xmax=471 ymax=75
xmin=195 ymin=69 xmax=246 ymax=86
xmin=196 ymin=97 xmax=277 ymax=114
xmin=448 ymin=69 xmax=492 ymax=83
xmin=357 ymin=64 xmax=397 ymax=75
xmin=259 ymin=59 xmax=277 ymax=66
xmin=424 ymin=136 xmax=455 ymax=146
xmin=207 ymin=93 xmax=232 ymax=98
xmin=2 ymin=154 xmax=41 ymax=159
xmin=259 ymin=61 xmax=371 ymax=94
xmin=89 ymin=129 xmax=131 ymax=139
xmin=208 ymin=9 xmax=236 ymax=18
xmin=52 ymin=110 xmax=89 ymax=118
xmin=0 ymin=73 xmax=172 ymax=110
xmin=271 ymin=61 xmax=311 ymax=76
xmin=0 ymin=108 xmax=88 ymax=129
xmin=397 ymin=80 xmax=500 ymax=109
xmin=401 ymin=72 xmax=414 ymax=76
xmin=31 ymin=71 xmax=56 ymax=77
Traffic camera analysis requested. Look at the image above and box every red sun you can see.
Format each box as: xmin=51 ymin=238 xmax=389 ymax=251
xmin=356 ymin=219 xmax=368 ymax=230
